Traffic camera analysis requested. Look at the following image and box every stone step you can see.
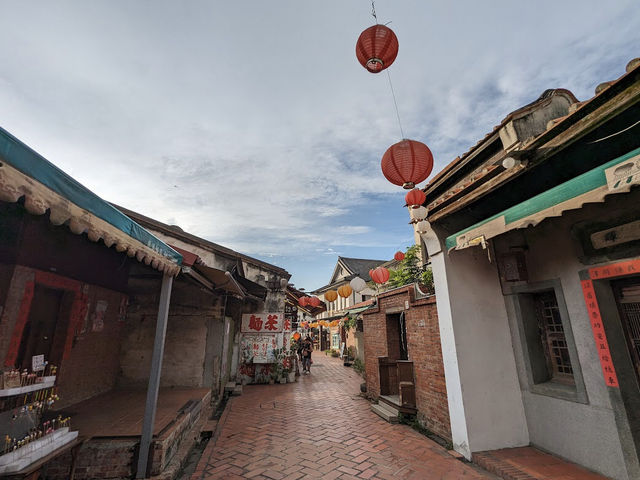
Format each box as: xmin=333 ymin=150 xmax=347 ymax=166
xmin=232 ymin=385 xmax=243 ymax=396
xmin=224 ymin=382 xmax=236 ymax=393
xmin=377 ymin=399 xmax=401 ymax=417
xmin=371 ymin=403 xmax=399 ymax=423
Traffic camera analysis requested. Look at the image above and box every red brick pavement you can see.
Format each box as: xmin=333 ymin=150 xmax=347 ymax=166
xmin=191 ymin=353 xmax=492 ymax=480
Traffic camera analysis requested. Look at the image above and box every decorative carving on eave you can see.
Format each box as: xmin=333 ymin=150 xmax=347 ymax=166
xmin=0 ymin=162 xmax=181 ymax=276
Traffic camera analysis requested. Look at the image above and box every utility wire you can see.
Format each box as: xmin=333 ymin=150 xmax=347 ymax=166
xmin=386 ymin=69 xmax=405 ymax=139
xmin=588 ymin=119 xmax=640 ymax=144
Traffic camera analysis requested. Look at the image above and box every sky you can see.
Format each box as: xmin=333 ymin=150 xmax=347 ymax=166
xmin=0 ymin=1 xmax=639 ymax=290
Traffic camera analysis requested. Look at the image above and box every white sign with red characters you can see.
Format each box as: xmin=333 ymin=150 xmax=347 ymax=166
xmin=241 ymin=313 xmax=284 ymax=333
xmin=241 ymin=334 xmax=283 ymax=363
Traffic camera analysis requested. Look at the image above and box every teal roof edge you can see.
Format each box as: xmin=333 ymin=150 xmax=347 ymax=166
xmin=0 ymin=126 xmax=182 ymax=265
xmin=445 ymin=146 xmax=640 ymax=250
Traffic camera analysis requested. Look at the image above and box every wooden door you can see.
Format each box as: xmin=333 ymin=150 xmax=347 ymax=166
xmin=614 ymin=279 xmax=640 ymax=385
xmin=16 ymin=285 xmax=64 ymax=369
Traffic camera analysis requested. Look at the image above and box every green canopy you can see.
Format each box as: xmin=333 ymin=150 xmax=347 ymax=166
xmin=0 ymin=126 xmax=182 ymax=267
xmin=446 ymin=146 xmax=640 ymax=251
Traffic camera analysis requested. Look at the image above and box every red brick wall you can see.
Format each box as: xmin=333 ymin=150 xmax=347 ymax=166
xmin=363 ymin=287 xmax=451 ymax=441
xmin=119 ymin=280 xmax=221 ymax=389
xmin=55 ymin=284 xmax=127 ymax=407
xmin=0 ymin=265 xmax=126 ymax=408
xmin=45 ymin=438 xmax=137 ymax=480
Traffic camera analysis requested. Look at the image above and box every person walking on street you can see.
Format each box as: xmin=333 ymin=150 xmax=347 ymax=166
xmin=301 ymin=336 xmax=313 ymax=374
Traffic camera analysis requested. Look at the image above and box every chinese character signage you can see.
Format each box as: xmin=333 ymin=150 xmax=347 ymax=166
xmin=32 ymin=354 xmax=45 ymax=372
xmin=580 ymin=279 xmax=619 ymax=387
xmin=589 ymin=259 xmax=640 ymax=280
xmin=241 ymin=313 xmax=284 ymax=333
xmin=240 ymin=333 xmax=283 ymax=363
xmin=605 ymin=153 xmax=640 ymax=192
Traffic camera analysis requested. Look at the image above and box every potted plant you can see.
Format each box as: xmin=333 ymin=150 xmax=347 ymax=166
xmin=344 ymin=346 xmax=356 ymax=367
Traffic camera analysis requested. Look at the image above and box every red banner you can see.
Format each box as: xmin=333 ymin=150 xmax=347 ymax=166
xmin=580 ymin=279 xmax=619 ymax=387
xmin=589 ymin=259 xmax=640 ymax=280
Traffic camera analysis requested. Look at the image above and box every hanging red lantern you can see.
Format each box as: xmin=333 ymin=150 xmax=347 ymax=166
xmin=371 ymin=266 xmax=390 ymax=284
xmin=298 ymin=296 xmax=310 ymax=307
xmin=381 ymin=139 xmax=434 ymax=189
xmin=394 ymin=251 xmax=405 ymax=262
xmin=369 ymin=269 xmax=374 ymax=279
xmin=405 ymin=188 xmax=426 ymax=208
xmin=308 ymin=296 xmax=321 ymax=308
xmin=356 ymin=24 xmax=399 ymax=73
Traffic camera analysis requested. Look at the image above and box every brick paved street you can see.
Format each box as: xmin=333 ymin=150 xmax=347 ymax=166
xmin=191 ymin=353 xmax=492 ymax=480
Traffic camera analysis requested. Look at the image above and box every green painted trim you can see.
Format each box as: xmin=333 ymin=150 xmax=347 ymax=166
xmin=346 ymin=305 xmax=372 ymax=315
xmin=445 ymin=146 xmax=640 ymax=250
xmin=0 ymin=126 xmax=182 ymax=264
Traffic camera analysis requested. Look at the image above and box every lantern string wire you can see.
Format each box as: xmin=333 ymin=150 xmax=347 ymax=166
xmin=386 ymin=69 xmax=405 ymax=139
xmin=371 ymin=0 xmax=377 ymax=23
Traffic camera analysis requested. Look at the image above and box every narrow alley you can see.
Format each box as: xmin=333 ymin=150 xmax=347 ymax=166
xmin=191 ymin=353 xmax=491 ymax=480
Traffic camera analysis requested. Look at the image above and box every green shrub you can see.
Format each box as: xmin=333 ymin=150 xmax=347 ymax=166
xmin=352 ymin=357 xmax=365 ymax=377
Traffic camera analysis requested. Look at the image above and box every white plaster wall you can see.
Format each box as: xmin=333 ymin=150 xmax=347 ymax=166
xmin=147 ymin=231 xmax=231 ymax=271
xmin=443 ymin=246 xmax=530 ymax=453
xmin=494 ymin=198 xmax=634 ymax=480
xmin=430 ymin=250 xmax=472 ymax=457
xmin=425 ymin=223 xmax=529 ymax=458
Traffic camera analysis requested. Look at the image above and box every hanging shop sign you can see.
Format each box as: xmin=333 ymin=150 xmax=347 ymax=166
xmin=241 ymin=334 xmax=283 ymax=363
xmin=241 ymin=313 xmax=284 ymax=333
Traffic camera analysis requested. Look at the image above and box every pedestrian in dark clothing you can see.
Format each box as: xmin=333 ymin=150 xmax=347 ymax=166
xmin=301 ymin=336 xmax=313 ymax=374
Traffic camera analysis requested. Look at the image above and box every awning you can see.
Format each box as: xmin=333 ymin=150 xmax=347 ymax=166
xmin=188 ymin=264 xmax=246 ymax=297
xmin=0 ymin=127 xmax=182 ymax=274
xmin=346 ymin=305 xmax=374 ymax=315
xmin=446 ymin=146 xmax=640 ymax=251
xmin=233 ymin=273 xmax=268 ymax=300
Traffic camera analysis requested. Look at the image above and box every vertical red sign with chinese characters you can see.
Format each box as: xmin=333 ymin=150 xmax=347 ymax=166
xmin=580 ymin=279 xmax=619 ymax=387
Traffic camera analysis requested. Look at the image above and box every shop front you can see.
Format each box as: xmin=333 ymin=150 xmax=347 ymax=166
xmin=420 ymin=60 xmax=640 ymax=479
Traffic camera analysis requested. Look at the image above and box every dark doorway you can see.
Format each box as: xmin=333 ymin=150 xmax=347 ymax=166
xmin=614 ymin=278 xmax=640 ymax=386
xmin=611 ymin=276 xmax=640 ymax=474
xmin=16 ymin=285 xmax=68 ymax=370
xmin=320 ymin=327 xmax=329 ymax=351
xmin=386 ymin=312 xmax=408 ymax=361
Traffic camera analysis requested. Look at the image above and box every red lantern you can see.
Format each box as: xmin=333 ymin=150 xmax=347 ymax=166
xmin=371 ymin=266 xmax=390 ymax=284
xmin=394 ymin=251 xmax=405 ymax=262
xmin=356 ymin=24 xmax=399 ymax=73
xmin=405 ymin=188 xmax=426 ymax=208
xmin=308 ymin=296 xmax=321 ymax=308
xmin=381 ymin=139 xmax=434 ymax=189
xmin=299 ymin=296 xmax=309 ymax=307
xmin=369 ymin=269 xmax=374 ymax=280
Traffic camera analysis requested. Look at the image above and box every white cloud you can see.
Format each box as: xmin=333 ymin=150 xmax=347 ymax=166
xmin=0 ymin=0 xmax=638 ymax=286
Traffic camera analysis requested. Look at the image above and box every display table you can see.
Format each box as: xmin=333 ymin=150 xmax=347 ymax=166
xmin=0 ymin=377 xmax=56 ymax=398
xmin=0 ymin=427 xmax=78 ymax=475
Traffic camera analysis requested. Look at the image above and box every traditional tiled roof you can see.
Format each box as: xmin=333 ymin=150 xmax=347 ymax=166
xmin=422 ymin=57 xmax=640 ymax=220
xmin=338 ymin=257 xmax=387 ymax=281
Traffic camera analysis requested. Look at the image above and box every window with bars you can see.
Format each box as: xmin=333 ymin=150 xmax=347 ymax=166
xmin=533 ymin=290 xmax=575 ymax=384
